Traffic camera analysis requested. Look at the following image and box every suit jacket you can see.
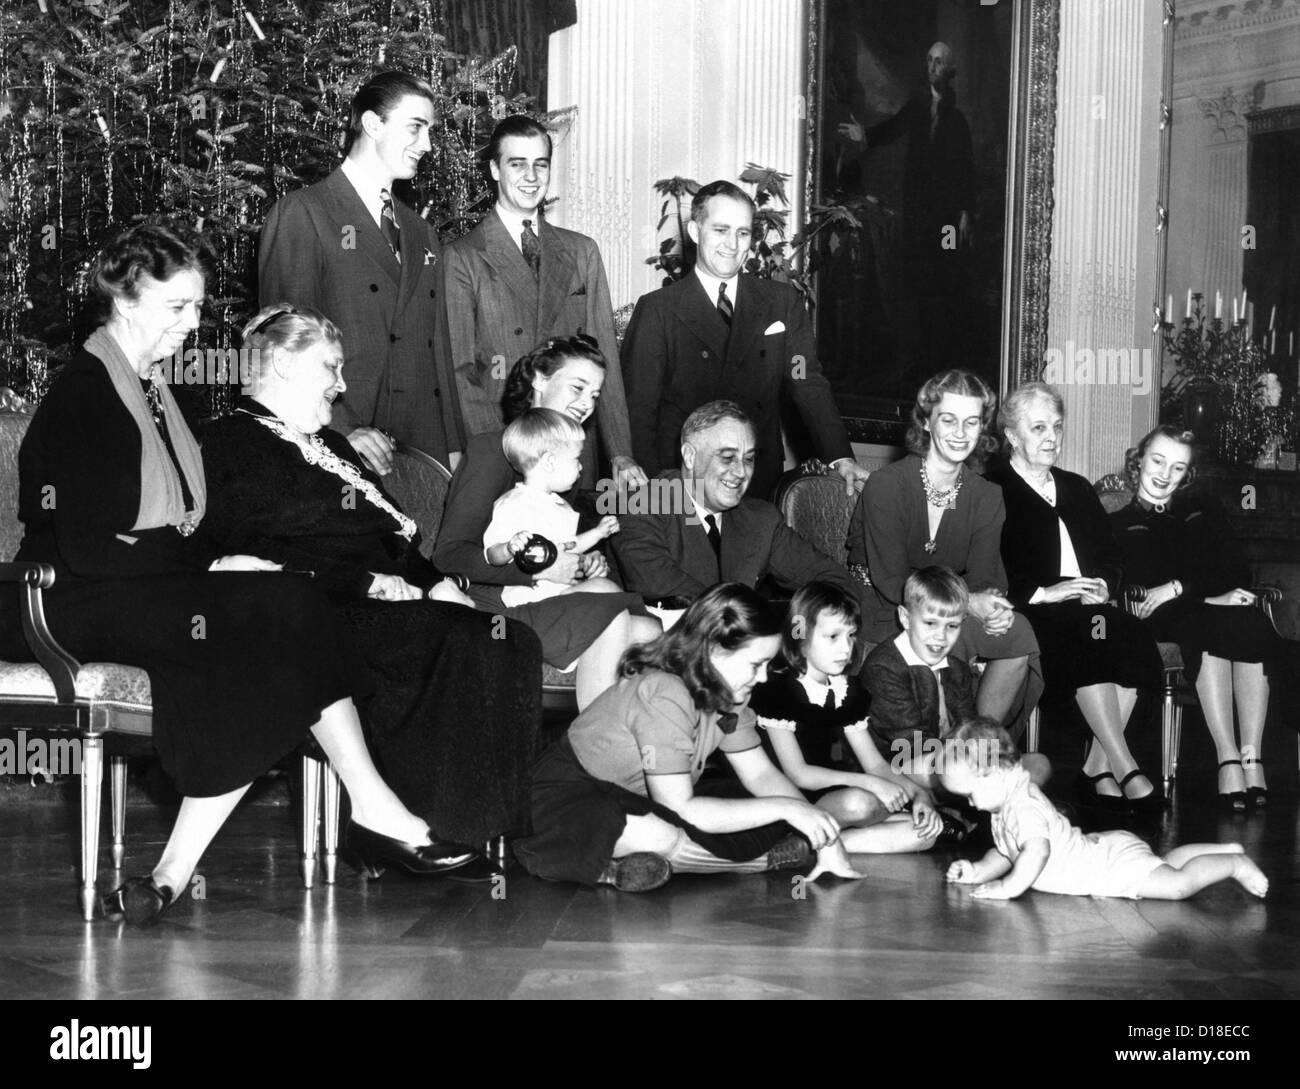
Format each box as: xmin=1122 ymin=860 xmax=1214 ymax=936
xmin=985 ymin=459 xmax=1126 ymax=607
xmin=442 ymin=209 xmax=632 ymax=460
xmin=621 ymin=273 xmax=852 ymax=499
xmin=257 ymin=169 xmax=463 ymax=462
xmin=610 ymin=470 xmax=863 ymax=607
xmin=862 ymin=637 xmax=975 ymax=761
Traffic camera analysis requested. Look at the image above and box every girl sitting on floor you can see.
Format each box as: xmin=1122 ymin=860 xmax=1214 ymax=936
xmin=750 ymin=582 xmax=944 ymax=852
xmin=941 ymin=718 xmax=1269 ymax=901
xmin=514 ymin=583 xmax=867 ymax=891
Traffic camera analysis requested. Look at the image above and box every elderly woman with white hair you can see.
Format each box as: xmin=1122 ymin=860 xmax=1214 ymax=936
xmin=199 ymin=304 xmax=545 ymax=871
xmin=986 ymin=383 xmax=1162 ymax=814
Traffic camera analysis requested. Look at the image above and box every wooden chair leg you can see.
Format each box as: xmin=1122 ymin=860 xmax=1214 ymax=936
xmin=300 ymin=754 xmax=321 ymax=889
xmin=80 ymin=736 xmax=104 ymax=922
xmin=109 ymin=754 xmax=127 ymax=870
xmin=1161 ymin=678 xmax=1182 ymax=795
xmin=321 ymin=762 xmax=341 ymax=885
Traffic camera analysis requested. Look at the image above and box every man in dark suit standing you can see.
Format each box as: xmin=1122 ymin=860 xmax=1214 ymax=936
xmin=621 ymin=180 xmax=869 ymax=501
xmin=258 ymin=71 xmax=462 ymax=474
xmin=611 ymin=400 xmax=864 ymax=610
xmin=443 ymin=115 xmax=645 ymax=490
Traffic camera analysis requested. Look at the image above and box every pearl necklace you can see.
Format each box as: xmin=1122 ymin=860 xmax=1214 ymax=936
xmin=920 ymin=462 xmax=962 ymax=554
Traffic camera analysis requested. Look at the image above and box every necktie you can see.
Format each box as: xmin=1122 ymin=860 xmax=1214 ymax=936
xmin=934 ymin=667 xmax=949 ymax=732
xmin=521 ymin=219 xmax=541 ymax=276
xmin=703 ymin=513 xmax=721 ymax=557
xmin=717 ymin=281 xmax=733 ymax=326
xmin=823 ymin=686 xmax=837 ymax=711
xmin=380 ymin=188 xmax=402 ymax=263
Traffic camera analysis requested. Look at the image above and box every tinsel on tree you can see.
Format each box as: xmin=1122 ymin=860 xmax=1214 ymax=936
xmin=0 ymin=0 xmax=532 ymax=408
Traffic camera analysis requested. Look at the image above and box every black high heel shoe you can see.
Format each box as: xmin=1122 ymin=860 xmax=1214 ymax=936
xmin=1244 ymin=759 xmax=1268 ymax=808
xmin=1076 ymin=770 xmax=1127 ymax=812
xmin=1118 ymin=769 xmax=1164 ymax=815
xmin=1217 ymin=759 xmax=1247 ymax=812
xmin=346 ymin=821 xmax=480 ymax=879
xmin=100 ymin=875 xmax=177 ymax=927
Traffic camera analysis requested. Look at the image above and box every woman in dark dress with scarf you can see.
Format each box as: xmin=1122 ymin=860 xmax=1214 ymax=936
xmin=201 ymin=305 xmax=544 ymax=852
xmin=0 ymin=225 xmax=475 ymax=925
xmin=1109 ymin=425 xmax=1298 ymax=808
xmin=986 ymin=383 xmax=1162 ymax=813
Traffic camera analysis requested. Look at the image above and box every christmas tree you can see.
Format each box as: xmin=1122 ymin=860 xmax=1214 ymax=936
xmin=0 ymin=0 xmax=530 ymax=409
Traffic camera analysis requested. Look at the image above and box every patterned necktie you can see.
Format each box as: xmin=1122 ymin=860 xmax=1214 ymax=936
xmin=717 ymin=281 xmax=733 ymax=326
xmin=380 ymin=188 xmax=401 ymax=263
xmin=703 ymin=513 xmax=721 ymax=557
xmin=521 ymin=219 xmax=541 ymax=277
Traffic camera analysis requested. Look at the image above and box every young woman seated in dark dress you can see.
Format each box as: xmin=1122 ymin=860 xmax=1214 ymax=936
xmin=1109 ymin=426 xmax=1298 ymax=809
xmin=200 ymin=305 xmax=545 ymax=857
xmin=986 ymin=383 xmax=1163 ymax=813
xmin=513 ymin=583 xmax=866 ymax=892
xmin=435 ymin=337 xmax=660 ymax=709
xmin=0 ymin=225 xmax=477 ymax=926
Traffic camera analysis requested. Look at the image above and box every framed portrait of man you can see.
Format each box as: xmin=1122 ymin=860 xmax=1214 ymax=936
xmin=804 ymin=0 xmax=1059 ymax=441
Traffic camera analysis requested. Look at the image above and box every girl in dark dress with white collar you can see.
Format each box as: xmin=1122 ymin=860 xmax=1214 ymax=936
xmin=1109 ymin=426 xmax=1297 ymax=809
xmin=750 ymin=581 xmax=945 ymax=852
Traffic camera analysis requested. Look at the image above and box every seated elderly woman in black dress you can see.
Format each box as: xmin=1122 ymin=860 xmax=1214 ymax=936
xmin=1110 ymin=425 xmax=1298 ymax=809
xmin=436 ymin=336 xmax=660 ymax=709
xmin=0 ymin=224 xmax=475 ymax=925
xmin=986 ymin=383 xmax=1163 ymax=813
xmin=200 ymin=305 xmax=544 ymax=860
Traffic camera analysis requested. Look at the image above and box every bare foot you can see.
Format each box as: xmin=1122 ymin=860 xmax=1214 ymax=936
xmin=1233 ymin=856 xmax=1268 ymax=898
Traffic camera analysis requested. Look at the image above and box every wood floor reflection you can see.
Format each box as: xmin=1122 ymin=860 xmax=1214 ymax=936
xmin=1 ymin=714 xmax=1297 ymax=1000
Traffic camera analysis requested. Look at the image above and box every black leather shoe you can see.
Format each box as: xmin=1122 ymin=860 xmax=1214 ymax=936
xmin=1076 ymin=770 xmax=1127 ymax=812
xmin=1217 ymin=759 xmax=1247 ymax=812
xmin=764 ymin=834 xmax=814 ymax=874
xmin=1119 ymin=769 xmax=1165 ymax=815
xmin=597 ymin=852 xmax=672 ymax=892
xmin=346 ymin=821 xmax=479 ymax=878
xmin=100 ymin=875 xmax=176 ymax=927
xmin=444 ymin=855 xmax=506 ymax=885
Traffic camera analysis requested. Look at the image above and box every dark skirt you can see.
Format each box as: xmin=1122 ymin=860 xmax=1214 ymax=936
xmin=512 ymin=737 xmax=796 ymax=886
xmin=467 ymin=586 xmax=646 ymax=669
xmin=340 ymin=599 xmax=543 ymax=843
xmin=1144 ymin=599 xmax=1298 ymax=684
xmin=1023 ymin=601 xmax=1162 ymax=701
xmin=0 ymin=572 xmax=368 ymax=797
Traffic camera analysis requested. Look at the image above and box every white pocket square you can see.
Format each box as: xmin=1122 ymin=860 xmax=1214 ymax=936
xmin=763 ymin=321 xmax=786 ymax=335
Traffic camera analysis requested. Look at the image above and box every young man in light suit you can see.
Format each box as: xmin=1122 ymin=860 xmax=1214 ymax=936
xmin=621 ymin=180 xmax=870 ymax=501
xmin=442 ymin=115 xmax=645 ymax=489
xmin=258 ymin=71 xmax=463 ymax=473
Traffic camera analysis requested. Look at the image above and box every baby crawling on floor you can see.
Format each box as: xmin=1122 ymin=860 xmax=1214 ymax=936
xmin=939 ymin=718 xmax=1268 ymax=901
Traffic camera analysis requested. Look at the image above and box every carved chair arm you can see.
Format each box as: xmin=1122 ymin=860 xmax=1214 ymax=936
xmin=0 ymin=562 xmax=83 ymax=703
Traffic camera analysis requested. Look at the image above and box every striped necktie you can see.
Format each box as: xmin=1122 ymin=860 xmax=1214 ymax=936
xmin=380 ymin=188 xmax=402 ymax=263
xmin=717 ymin=281 xmax=733 ymax=326
xmin=522 ymin=219 xmax=541 ymax=277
